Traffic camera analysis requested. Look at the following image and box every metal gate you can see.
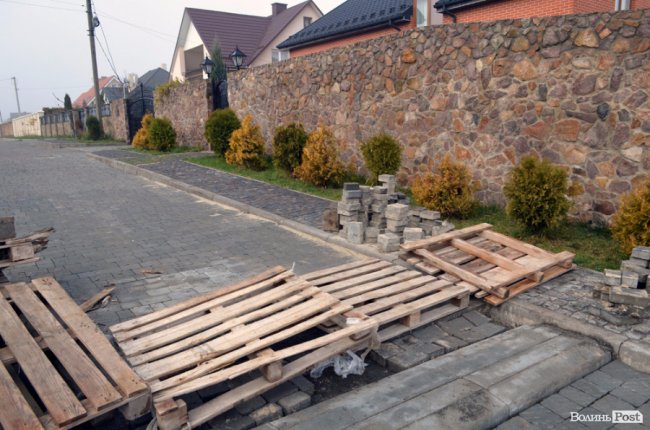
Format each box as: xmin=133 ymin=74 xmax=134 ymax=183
xmin=127 ymin=83 xmax=154 ymax=141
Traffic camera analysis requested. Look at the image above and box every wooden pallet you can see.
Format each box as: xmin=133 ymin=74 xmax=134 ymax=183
xmin=400 ymin=223 xmax=575 ymax=305
xmin=0 ymin=277 xmax=149 ymax=430
xmin=303 ymin=259 xmax=470 ymax=342
xmin=0 ymin=227 xmax=54 ymax=270
xmin=109 ymin=266 xmax=378 ymax=430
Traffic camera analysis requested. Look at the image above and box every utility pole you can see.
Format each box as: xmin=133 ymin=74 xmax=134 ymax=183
xmin=11 ymin=77 xmax=21 ymax=114
xmin=85 ymin=0 xmax=103 ymax=129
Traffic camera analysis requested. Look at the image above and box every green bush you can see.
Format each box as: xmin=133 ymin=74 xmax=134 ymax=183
xmin=85 ymin=115 xmax=101 ymax=140
xmin=148 ymin=117 xmax=177 ymax=152
xmin=205 ymin=108 xmax=241 ymax=156
xmin=225 ymin=115 xmax=267 ymax=170
xmin=504 ymin=155 xmax=571 ymax=231
xmin=411 ymin=154 xmax=476 ymax=218
xmin=272 ymin=123 xmax=308 ymax=174
xmin=611 ymin=177 xmax=650 ymax=254
xmin=294 ymin=125 xmax=345 ymax=187
xmin=361 ymin=132 xmax=402 ymax=184
xmin=132 ymin=114 xmax=153 ymax=149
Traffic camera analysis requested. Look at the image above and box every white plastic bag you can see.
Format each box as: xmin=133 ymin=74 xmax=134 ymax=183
xmin=310 ymin=350 xmax=367 ymax=379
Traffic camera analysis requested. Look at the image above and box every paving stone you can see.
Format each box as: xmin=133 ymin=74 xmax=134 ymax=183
xmin=219 ymin=414 xmax=255 ymax=430
xmin=433 ymin=335 xmax=469 ymax=352
xmin=453 ymin=322 xmax=507 ymax=342
xmin=369 ymin=341 xmax=403 ymax=367
xmin=541 ymin=393 xmax=583 ymax=419
xmin=262 ymin=381 xmax=298 ymax=403
xmin=583 ymin=370 xmax=625 ymax=394
xmin=572 ymin=378 xmax=612 ymax=398
xmin=250 ymin=403 xmax=283 ymax=426
xmin=591 ymin=394 xmax=635 ymax=415
xmin=559 ymin=385 xmax=599 ymax=407
xmin=438 ymin=316 xmax=475 ymax=336
xmin=553 ymin=420 xmax=590 ymax=429
xmin=463 ymin=310 xmax=491 ymax=326
xmin=519 ymin=404 xmax=564 ymax=429
xmin=290 ymin=376 xmax=315 ymax=396
xmin=569 ymin=407 xmax=613 ymax=430
xmin=610 ymin=382 xmax=650 ymax=407
xmin=386 ymin=350 xmax=429 ymax=372
xmin=235 ymin=395 xmax=266 ymax=415
xmin=610 ymin=286 xmax=650 ymax=307
xmin=278 ymin=391 xmax=312 ymax=414
xmin=411 ymin=324 xmax=447 ymax=343
xmin=495 ymin=416 xmax=537 ymax=429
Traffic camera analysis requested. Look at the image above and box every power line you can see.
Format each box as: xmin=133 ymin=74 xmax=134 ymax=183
xmin=0 ymin=0 xmax=82 ymax=12
xmin=92 ymin=0 xmax=120 ymax=81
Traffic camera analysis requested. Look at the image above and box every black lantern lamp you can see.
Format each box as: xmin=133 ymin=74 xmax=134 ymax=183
xmin=230 ymin=46 xmax=247 ymax=70
xmin=200 ymin=56 xmax=215 ymax=77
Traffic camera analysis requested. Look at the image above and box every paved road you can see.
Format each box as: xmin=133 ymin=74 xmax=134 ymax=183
xmin=0 ymin=139 xmax=355 ymax=327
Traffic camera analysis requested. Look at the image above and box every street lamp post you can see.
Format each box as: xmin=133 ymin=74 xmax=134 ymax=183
xmin=201 ymin=47 xmax=247 ymax=111
xmin=229 ymin=46 xmax=247 ymax=70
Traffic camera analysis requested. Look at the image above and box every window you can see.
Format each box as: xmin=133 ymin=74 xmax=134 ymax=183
xmin=101 ymin=104 xmax=111 ymax=116
xmin=272 ymin=49 xmax=290 ymax=63
xmin=303 ymin=16 xmax=312 ymax=28
xmin=416 ymin=0 xmax=428 ymax=27
xmin=615 ymin=0 xmax=630 ymax=10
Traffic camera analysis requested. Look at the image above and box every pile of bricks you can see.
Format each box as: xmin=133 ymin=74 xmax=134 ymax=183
xmin=595 ymin=246 xmax=650 ymax=310
xmin=335 ymin=175 xmax=453 ymax=253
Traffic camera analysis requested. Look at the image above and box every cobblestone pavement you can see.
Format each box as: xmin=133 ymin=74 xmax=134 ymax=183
xmin=499 ymin=360 xmax=650 ymax=430
xmin=93 ymin=148 xmax=334 ymax=228
xmin=514 ymin=268 xmax=650 ymax=343
xmin=0 ymin=140 xmax=355 ymax=327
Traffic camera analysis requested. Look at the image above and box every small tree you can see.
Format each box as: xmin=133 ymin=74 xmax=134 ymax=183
xmin=361 ymin=132 xmax=402 ymax=184
xmin=132 ymin=114 xmax=154 ymax=149
xmin=205 ymin=108 xmax=241 ymax=156
xmin=210 ymin=40 xmax=228 ymax=82
xmin=85 ymin=116 xmax=101 ymax=140
xmin=148 ymin=117 xmax=177 ymax=152
xmin=611 ymin=177 xmax=650 ymax=254
xmin=504 ymin=155 xmax=571 ymax=231
xmin=64 ymin=94 xmax=72 ymax=111
xmin=272 ymin=123 xmax=308 ymax=174
xmin=225 ymin=115 xmax=267 ymax=170
xmin=294 ymin=125 xmax=345 ymax=187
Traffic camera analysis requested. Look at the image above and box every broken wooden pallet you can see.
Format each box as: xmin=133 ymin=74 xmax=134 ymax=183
xmin=400 ymin=223 xmax=575 ymax=304
xmin=0 ymin=277 xmax=149 ymax=430
xmin=0 ymin=226 xmax=54 ymax=270
xmin=303 ymin=259 xmax=470 ymax=342
xmin=109 ymin=266 xmax=378 ymax=430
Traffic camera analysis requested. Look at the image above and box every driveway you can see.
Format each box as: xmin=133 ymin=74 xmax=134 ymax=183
xmin=0 ymin=139 xmax=356 ymax=327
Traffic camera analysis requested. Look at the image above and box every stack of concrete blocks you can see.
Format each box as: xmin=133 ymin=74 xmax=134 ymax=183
xmin=596 ymin=246 xmax=650 ymax=309
xmin=338 ymin=183 xmax=362 ymax=242
xmin=378 ymin=203 xmax=409 ymax=253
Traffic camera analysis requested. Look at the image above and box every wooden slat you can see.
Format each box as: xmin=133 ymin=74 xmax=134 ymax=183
xmin=400 ymin=223 xmax=493 ymax=251
xmin=31 ymin=277 xmax=148 ymax=399
xmin=377 ymin=303 xmax=464 ymax=342
xmin=339 ymin=277 xmax=449 ymax=308
xmin=137 ymin=292 xmax=342 ymax=381
xmin=0 ymin=295 xmax=86 ymax=425
xmin=308 ymin=261 xmax=393 ymax=286
xmin=319 ymin=266 xmax=407 ymax=294
xmin=354 ymin=281 xmax=460 ymax=317
xmin=80 ymin=286 xmax=115 ymax=312
xmin=328 ymin=271 xmax=428 ymax=302
xmin=6 ymin=283 xmax=122 ymax=411
xmin=484 ymin=264 xmax=575 ymax=305
xmin=302 ymin=259 xmax=380 ymax=282
xmin=0 ymin=256 xmax=39 ymax=269
xmin=414 ymin=249 xmax=506 ymax=298
xmin=110 ymin=266 xmax=287 ymax=334
xmin=0 ymin=361 xmax=44 ymax=430
xmin=479 ymin=230 xmax=554 ymax=259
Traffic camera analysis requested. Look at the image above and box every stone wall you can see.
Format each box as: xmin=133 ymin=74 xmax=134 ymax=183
xmin=102 ymin=99 xmax=128 ymax=141
xmin=0 ymin=121 xmax=13 ymax=138
xmin=155 ymin=79 xmax=211 ymax=149
xmin=229 ymin=9 xmax=650 ymax=224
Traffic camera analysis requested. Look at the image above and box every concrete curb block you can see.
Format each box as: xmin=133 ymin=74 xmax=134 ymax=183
xmin=488 ymin=300 xmax=650 ymax=373
xmin=86 ymin=152 xmax=400 ymax=263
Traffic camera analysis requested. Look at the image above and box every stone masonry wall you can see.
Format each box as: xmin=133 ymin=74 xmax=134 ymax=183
xmin=229 ymin=9 xmax=650 ymax=224
xmin=0 ymin=121 xmax=14 ymax=138
xmin=102 ymin=99 xmax=128 ymax=142
xmin=155 ymin=79 xmax=211 ymax=149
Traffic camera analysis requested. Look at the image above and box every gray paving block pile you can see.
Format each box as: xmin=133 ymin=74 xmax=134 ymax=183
xmin=259 ymin=325 xmax=611 ymax=430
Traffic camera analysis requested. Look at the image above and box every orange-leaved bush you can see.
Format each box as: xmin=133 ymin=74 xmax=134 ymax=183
xmin=294 ymin=125 xmax=345 ymax=187
xmin=611 ymin=176 xmax=650 ymax=254
xmin=132 ymin=114 xmax=154 ymax=149
xmin=225 ymin=115 xmax=267 ymax=170
xmin=411 ymin=154 xmax=476 ymax=218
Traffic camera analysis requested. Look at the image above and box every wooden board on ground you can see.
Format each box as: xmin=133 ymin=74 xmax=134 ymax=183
xmin=303 ymin=259 xmax=470 ymax=342
xmin=110 ymin=268 xmax=378 ymax=430
xmin=399 ymin=224 xmax=575 ymax=305
xmin=0 ymin=227 xmax=54 ymax=269
xmin=0 ymin=277 xmax=149 ymax=429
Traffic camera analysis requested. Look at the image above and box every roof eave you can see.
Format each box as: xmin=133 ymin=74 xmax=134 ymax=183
xmin=434 ymin=0 xmax=495 ymax=11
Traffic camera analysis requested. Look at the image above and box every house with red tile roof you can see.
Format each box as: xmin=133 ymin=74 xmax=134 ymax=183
xmin=170 ymin=2 xmax=322 ymax=81
xmin=72 ymin=76 xmax=122 ymax=109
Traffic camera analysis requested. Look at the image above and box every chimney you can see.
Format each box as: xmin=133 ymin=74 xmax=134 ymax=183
xmin=272 ymin=3 xmax=287 ymax=15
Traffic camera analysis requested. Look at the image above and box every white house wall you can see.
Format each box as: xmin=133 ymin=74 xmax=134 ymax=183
xmin=170 ymin=15 xmax=208 ymax=81
xmin=12 ymin=112 xmax=43 ymax=137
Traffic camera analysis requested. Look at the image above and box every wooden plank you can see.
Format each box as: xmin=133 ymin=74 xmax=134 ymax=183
xmin=0 ymin=295 xmax=86 ymax=425
xmin=120 ymin=280 xmax=313 ymax=357
xmin=479 ymin=230 xmax=554 ymax=259
xmin=31 ymin=277 xmax=148 ymax=399
xmin=377 ymin=303 xmax=465 ymax=342
xmin=339 ymin=277 xmax=450 ymax=308
xmin=451 ymin=238 xmax=543 ymax=282
xmin=110 ymin=266 xmax=287 ymax=334
xmin=330 ymin=272 xmax=434 ymax=303
xmin=126 ymin=285 xmax=320 ymax=367
xmin=355 ymin=282 xmax=464 ymax=317
xmin=185 ymin=335 xmax=372 ymax=429
xmin=308 ymin=261 xmax=393 ymax=287
xmin=9 ymin=244 xmax=35 ymax=261
xmin=414 ymin=248 xmax=505 ymax=297
xmin=302 ymin=259 xmax=380 ymax=282
xmin=155 ymin=399 xmax=187 ymax=430
xmin=400 ymin=223 xmax=493 ymax=251
xmin=137 ymin=292 xmax=342 ymax=382
xmin=5 ymin=283 xmax=123 ymax=411
xmin=256 ymin=349 xmax=283 ymax=382
xmin=0 ymin=256 xmax=39 ymax=269
xmin=0 ymin=361 xmax=44 ymax=430
xmin=484 ymin=264 xmax=574 ymax=305
xmin=319 ymin=266 xmax=407 ymax=294
xmin=80 ymin=286 xmax=115 ymax=312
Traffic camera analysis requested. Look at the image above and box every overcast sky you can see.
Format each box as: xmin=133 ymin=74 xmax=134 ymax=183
xmin=0 ymin=0 xmax=345 ymax=119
